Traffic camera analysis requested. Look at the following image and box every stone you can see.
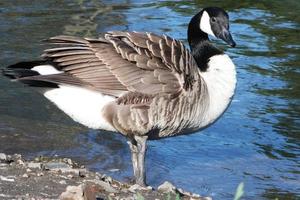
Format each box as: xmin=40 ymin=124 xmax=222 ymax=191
xmin=44 ymin=162 xmax=70 ymax=171
xmin=37 ymin=172 xmax=44 ymax=177
xmin=67 ymin=159 xmax=73 ymax=165
xmin=60 ymin=169 xmax=79 ymax=175
xmin=67 ymin=174 xmax=74 ymax=179
xmin=27 ymin=162 xmax=42 ymax=169
xmin=16 ymin=159 xmax=25 ymax=166
xmin=88 ymin=180 xmax=118 ymax=193
xmin=60 ymin=185 xmax=84 ymax=200
xmin=157 ymin=181 xmax=176 ymax=193
xmin=0 ymin=163 xmax=8 ymax=167
xmin=13 ymin=154 xmax=22 ymax=160
xmin=0 ymin=175 xmax=14 ymax=182
xmin=59 ymin=180 xmax=67 ymax=185
xmin=79 ymin=169 xmax=87 ymax=178
xmin=128 ymin=184 xmax=152 ymax=193
xmin=0 ymin=153 xmax=7 ymax=161
xmin=22 ymin=173 xmax=29 ymax=178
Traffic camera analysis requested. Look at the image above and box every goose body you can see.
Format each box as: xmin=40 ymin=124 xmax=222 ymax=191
xmin=3 ymin=7 xmax=236 ymax=186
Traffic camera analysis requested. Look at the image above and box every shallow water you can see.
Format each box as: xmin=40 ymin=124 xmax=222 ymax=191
xmin=0 ymin=1 xmax=299 ymax=199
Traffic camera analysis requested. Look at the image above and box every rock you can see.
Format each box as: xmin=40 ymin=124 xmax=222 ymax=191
xmin=88 ymin=180 xmax=118 ymax=193
xmin=101 ymin=174 xmax=113 ymax=184
xmin=59 ymin=180 xmax=67 ymax=185
xmin=157 ymin=181 xmax=177 ymax=193
xmin=37 ymin=172 xmax=44 ymax=177
xmin=26 ymin=168 xmax=32 ymax=172
xmin=79 ymin=169 xmax=87 ymax=178
xmin=27 ymin=162 xmax=42 ymax=169
xmin=0 ymin=175 xmax=15 ymax=182
xmin=60 ymin=185 xmax=84 ymax=200
xmin=16 ymin=159 xmax=25 ymax=166
xmin=67 ymin=174 xmax=74 ymax=179
xmin=13 ymin=154 xmax=22 ymax=160
xmin=44 ymin=162 xmax=70 ymax=171
xmin=60 ymin=169 xmax=79 ymax=175
xmin=22 ymin=173 xmax=29 ymax=178
xmin=128 ymin=184 xmax=152 ymax=193
xmin=67 ymin=159 xmax=73 ymax=165
xmin=0 ymin=153 xmax=7 ymax=161
xmin=0 ymin=163 xmax=8 ymax=167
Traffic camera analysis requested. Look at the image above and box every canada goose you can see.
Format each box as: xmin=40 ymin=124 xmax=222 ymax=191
xmin=2 ymin=7 xmax=236 ymax=186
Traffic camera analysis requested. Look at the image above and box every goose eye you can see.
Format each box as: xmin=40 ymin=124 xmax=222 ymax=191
xmin=211 ymin=17 xmax=217 ymax=22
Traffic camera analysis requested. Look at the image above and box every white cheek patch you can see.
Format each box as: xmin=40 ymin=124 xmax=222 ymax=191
xmin=200 ymin=11 xmax=216 ymax=37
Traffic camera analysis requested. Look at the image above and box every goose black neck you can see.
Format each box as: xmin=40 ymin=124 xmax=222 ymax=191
xmin=187 ymin=11 xmax=223 ymax=72
xmin=188 ymin=11 xmax=208 ymax=50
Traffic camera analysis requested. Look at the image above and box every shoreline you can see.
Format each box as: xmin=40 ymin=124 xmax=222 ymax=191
xmin=0 ymin=153 xmax=211 ymax=200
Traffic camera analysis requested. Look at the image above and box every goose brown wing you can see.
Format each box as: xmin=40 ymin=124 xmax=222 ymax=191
xmin=42 ymin=32 xmax=200 ymax=100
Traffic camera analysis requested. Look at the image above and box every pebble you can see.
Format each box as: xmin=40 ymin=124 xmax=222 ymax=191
xmin=13 ymin=154 xmax=22 ymax=160
xmin=128 ymin=184 xmax=152 ymax=193
xmin=26 ymin=168 xmax=32 ymax=172
xmin=16 ymin=159 xmax=25 ymax=166
xmin=88 ymin=180 xmax=118 ymax=193
xmin=0 ymin=175 xmax=15 ymax=182
xmin=22 ymin=174 xmax=29 ymax=178
xmin=59 ymin=180 xmax=67 ymax=185
xmin=37 ymin=172 xmax=44 ymax=177
xmin=0 ymin=153 xmax=7 ymax=161
xmin=44 ymin=162 xmax=70 ymax=171
xmin=157 ymin=181 xmax=176 ymax=193
xmin=79 ymin=169 xmax=87 ymax=178
xmin=0 ymin=163 xmax=8 ymax=167
xmin=27 ymin=162 xmax=42 ymax=169
xmin=60 ymin=185 xmax=84 ymax=200
xmin=67 ymin=158 xmax=73 ymax=165
xmin=67 ymin=174 xmax=74 ymax=179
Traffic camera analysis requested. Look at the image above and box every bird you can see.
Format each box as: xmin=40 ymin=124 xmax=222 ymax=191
xmin=2 ymin=7 xmax=237 ymax=186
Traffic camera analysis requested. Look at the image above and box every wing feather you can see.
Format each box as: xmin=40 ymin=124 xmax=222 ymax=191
xmin=38 ymin=32 xmax=200 ymax=102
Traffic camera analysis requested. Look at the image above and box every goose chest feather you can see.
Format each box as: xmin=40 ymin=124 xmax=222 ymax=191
xmin=3 ymin=7 xmax=237 ymax=186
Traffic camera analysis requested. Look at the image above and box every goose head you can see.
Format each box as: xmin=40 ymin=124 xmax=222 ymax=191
xmin=188 ymin=7 xmax=236 ymax=48
xmin=200 ymin=7 xmax=236 ymax=47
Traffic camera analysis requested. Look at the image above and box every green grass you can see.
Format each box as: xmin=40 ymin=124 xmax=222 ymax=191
xmin=234 ymin=182 xmax=244 ymax=200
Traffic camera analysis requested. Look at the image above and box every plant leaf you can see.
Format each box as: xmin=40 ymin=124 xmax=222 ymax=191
xmin=233 ymin=182 xmax=244 ymax=200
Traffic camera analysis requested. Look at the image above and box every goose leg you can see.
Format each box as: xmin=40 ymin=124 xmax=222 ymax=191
xmin=127 ymin=135 xmax=148 ymax=186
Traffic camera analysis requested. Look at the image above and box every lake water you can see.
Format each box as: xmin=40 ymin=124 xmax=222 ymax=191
xmin=0 ymin=1 xmax=299 ymax=199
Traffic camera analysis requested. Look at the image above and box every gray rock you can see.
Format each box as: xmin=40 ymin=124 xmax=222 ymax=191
xmin=0 ymin=153 xmax=7 ymax=161
xmin=16 ymin=159 xmax=25 ymax=166
xmin=79 ymin=169 xmax=87 ymax=177
xmin=27 ymin=162 xmax=42 ymax=169
xmin=44 ymin=162 xmax=70 ymax=171
xmin=89 ymin=180 xmax=118 ymax=193
xmin=60 ymin=185 xmax=84 ymax=200
xmin=128 ymin=184 xmax=152 ymax=193
xmin=37 ymin=172 xmax=44 ymax=177
xmin=67 ymin=158 xmax=73 ymax=165
xmin=157 ymin=181 xmax=176 ymax=193
xmin=22 ymin=173 xmax=29 ymax=178
xmin=59 ymin=180 xmax=67 ymax=185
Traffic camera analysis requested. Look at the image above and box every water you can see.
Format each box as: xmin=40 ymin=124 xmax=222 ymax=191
xmin=0 ymin=1 xmax=299 ymax=199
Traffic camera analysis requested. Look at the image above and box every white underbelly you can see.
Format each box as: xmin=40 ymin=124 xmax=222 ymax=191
xmin=44 ymin=86 xmax=116 ymax=131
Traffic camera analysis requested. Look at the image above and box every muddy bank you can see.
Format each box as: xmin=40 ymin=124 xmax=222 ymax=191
xmin=0 ymin=153 xmax=211 ymax=200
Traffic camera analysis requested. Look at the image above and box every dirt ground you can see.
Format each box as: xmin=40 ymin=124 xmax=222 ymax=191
xmin=0 ymin=153 xmax=211 ymax=200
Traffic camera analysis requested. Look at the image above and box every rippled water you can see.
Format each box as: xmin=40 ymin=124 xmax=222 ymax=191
xmin=0 ymin=1 xmax=299 ymax=199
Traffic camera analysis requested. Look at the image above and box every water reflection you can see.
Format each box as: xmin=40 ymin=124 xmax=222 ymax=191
xmin=0 ymin=0 xmax=299 ymax=199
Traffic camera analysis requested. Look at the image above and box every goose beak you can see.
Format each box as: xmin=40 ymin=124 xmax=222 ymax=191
xmin=218 ymin=29 xmax=236 ymax=47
